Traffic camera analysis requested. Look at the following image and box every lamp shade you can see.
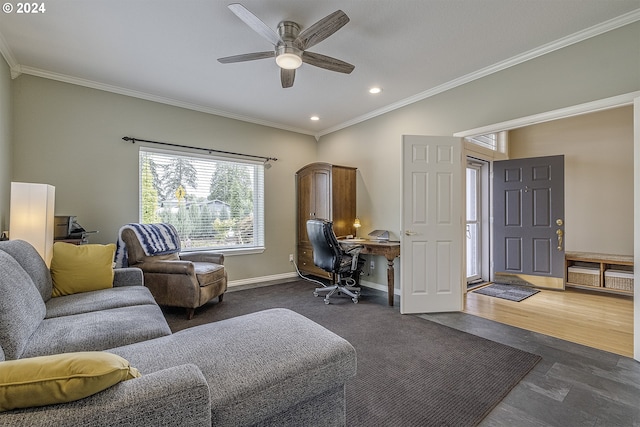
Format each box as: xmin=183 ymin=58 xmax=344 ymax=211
xmin=275 ymin=53 xmax=302 ymax=70
xmin=10 ymin=182 xmax=56 ymax=266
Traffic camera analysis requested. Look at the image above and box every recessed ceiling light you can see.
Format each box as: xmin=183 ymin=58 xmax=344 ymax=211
xmin=369 ymin=87 xmax=382 ymax=94
xmin=310 ymin=116 xmax=320 ymax=121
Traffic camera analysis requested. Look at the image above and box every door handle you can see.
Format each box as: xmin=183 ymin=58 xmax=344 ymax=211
xmin=404 ymin=230 xmax=418 ymax=236
xmin=556 ymin=229 xmax=563 ymax=251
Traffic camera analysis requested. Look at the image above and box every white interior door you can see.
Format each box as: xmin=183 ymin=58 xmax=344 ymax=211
xmin=401 ymin=135 xmax=464 ymax=314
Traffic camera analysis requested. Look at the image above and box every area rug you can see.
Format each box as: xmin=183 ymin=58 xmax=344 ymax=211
xmin=473 ymin=283 xmax=540 ymax=302
xmin=163 ymin=280 xmax=541 ymax=427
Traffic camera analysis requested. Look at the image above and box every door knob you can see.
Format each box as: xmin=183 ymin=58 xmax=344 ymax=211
xmin=405 ymin=230 xmax=418 ymax=236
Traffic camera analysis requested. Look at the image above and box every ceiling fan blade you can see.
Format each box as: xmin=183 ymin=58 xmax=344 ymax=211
xmin=228 ymin=3 xmax=281 ymax=46
xmin=302 ymin=51 xmax=354 ymax=74
xmin=218 ymin=51 xmax=275 ymax=64
xmin=295 ymin=10 xmax=349 ymax=50
xmin=281 ymin=68 xmax=295 ymax=88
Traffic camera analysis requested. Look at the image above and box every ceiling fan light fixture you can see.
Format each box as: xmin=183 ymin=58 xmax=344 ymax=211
xmin=276 ymin=53 xmax=302 ymax=69
xmin=275 ymin=45 xmax=303 ymax=69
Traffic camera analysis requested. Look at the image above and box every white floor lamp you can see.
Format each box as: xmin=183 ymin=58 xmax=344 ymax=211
xmin=9 ymin=182 xmax=56 ymax=266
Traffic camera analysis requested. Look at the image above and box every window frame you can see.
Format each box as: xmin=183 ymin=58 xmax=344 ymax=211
xmin=138 ymin=146 xmax=265 ymax=256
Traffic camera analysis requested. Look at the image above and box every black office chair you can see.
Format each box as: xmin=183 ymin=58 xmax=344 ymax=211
xmin=306 ymin=219 xmax=364 ymax=304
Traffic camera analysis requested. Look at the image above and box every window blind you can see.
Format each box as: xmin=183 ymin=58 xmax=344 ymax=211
xmin=139 ymin=147 xmax=264 ymax=252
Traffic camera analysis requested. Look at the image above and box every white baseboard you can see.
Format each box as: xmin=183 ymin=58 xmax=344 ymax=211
xmin=227 ymin=272 xmax=299 ymax=288
xmin=359 ymin=280 xmax=401 ymax=296
xmin=227 ymin=273 xmax=400 ymax=295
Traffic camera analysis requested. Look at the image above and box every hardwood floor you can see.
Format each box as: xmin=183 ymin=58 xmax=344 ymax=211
xmin=463 ymin=285 xmax=634 ymax=357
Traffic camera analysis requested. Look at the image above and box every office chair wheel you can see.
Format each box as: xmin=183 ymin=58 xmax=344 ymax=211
xmin=324 ymin=298 xmax=330 ymax=305
xmin=352 ymin=297 xmax=359 ymax=304
xmin=313 ymin=292 xmax=319 ymax=297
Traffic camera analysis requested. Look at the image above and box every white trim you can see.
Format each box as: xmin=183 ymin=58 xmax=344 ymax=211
xmin=226 ymin=274 xmax=402 ymax=296
xmin=228 ymin=272 xmax=298 ymax=288
xmin=0 ymin=30 xmax=21 ymax=78
xmin=15 ymin=65 xmax=316 ymax=137
xmin=317 ymin=10 xmax=640 ymax=138
xmin=454 ymin=91 xmax=640 ymax=137
xmin=359 ymin=279 xmax=401 ymax=296
xmin=634 ymin=96 xmax=640 ymax=362
xmin=1 ymin=10 xmax=637 ymax=138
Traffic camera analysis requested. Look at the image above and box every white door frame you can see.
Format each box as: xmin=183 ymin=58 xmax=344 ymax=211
xmin=633 ymin=96 xmax=639 ymax=361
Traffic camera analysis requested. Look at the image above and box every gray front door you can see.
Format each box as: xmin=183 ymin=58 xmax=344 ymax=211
xmin=493 ymin=155 xmax=565 ymax=289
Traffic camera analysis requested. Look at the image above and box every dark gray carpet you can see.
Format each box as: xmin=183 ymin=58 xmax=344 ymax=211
xmin=163 ymin=280 xmax=541 ymax=427
xmin=473 ymin=283 xmax=540 ymax=302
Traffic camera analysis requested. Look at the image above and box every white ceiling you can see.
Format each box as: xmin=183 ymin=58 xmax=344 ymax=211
xmin=1 ymin=1 xmax=639 ymax=137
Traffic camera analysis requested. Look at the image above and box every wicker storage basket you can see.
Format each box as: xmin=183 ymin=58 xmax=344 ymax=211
xmin=567 ymin=266 xmax=599 ymax=287
xmin=604 ymin=270 xmax=633 ymax=292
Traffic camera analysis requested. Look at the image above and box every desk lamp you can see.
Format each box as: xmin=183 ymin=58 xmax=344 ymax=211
xmin=353 ymin=217 xmax=361 ymax=238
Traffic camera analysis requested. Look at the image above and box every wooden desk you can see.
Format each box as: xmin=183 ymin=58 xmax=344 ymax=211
xmin=340 ymin=239 xmax=401 ymax=306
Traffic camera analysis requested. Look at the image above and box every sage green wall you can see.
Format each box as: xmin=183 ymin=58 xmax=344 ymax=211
xmin=11 ymin=75 xmax=317 ymax=281
xmin=0 ymin=57 xmax=11 ymax=235
xmin=317 ymin=22 xmax=640 ymax=288
xmin=509 ymin=106 xmax=633 ymax=255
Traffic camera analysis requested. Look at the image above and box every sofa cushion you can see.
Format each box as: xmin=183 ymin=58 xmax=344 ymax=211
xmin=51 ymin=243 xmax=116 ymax=297
xmin=0 ymin=251 xmax=47 ymax=360
xmin=20 ymin=304 xmax=172 ymax=359
xmin=0 ymin=240 xmax=53 ymax=302
xmin=0 ymin=351 xmax=141 ymax=412
xmin=45 ymin=286 xmax=158 ymax=319
xmin=109 ymin=308 xmax=357 ymax=426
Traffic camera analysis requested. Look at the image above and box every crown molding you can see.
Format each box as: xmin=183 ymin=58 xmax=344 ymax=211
xmin=2 ymin=8 xmax=638 ymax=139
xmin=316 ymin=9 xmax=640 ymax=138
xmin=453 ymin=91 xmax=640 ymax=137
xmin=0 ymin=30 xmax=21 ymax=78
xmin=16 ymin=65 xmax=316 ymax=137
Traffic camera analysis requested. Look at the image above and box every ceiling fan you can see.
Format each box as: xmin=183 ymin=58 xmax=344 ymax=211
xmin=217 ymin=3 xmax=355 ymax=88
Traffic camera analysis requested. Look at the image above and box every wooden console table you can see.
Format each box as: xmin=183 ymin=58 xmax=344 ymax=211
xmin=340 ymin=239 xmax=401 ymax=306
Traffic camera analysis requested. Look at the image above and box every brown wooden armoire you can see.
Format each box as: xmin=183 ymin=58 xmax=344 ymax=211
xmin=296 ymin=162 xmax=357 ymax=279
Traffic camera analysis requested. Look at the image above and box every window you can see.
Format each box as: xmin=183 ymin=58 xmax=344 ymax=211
xmin=465 ymin=133 xmax=497 ymax=150
xmin=139 ymin=147 xmax=264 ymax=253
xmin=466 ymin=162 xmax=482 ymax=283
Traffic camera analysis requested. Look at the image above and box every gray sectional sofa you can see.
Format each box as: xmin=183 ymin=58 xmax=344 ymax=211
xmin=0 ymin=240 xmax=357 ymax=426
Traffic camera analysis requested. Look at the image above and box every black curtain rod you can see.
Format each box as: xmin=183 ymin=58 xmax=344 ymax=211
xmin=122 ymin=136 xmax=278 ymax=162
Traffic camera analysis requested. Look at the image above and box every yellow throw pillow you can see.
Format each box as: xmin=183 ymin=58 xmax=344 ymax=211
xmin=0 ymin=352 xmax=141 ymax=412
xmin=51 ymin=243 xmax=116 ymax=297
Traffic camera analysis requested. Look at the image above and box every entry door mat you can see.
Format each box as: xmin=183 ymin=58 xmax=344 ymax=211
xmin=164 ymin=280 xmax=542 ymax=426
xmin=473 ymin=283 xmax=540 ymax=302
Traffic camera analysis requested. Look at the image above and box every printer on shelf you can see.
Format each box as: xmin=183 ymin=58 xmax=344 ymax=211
xmin=54 ymin=216 xmax=98 ymax=243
